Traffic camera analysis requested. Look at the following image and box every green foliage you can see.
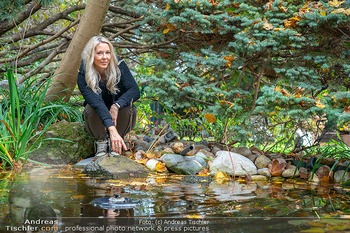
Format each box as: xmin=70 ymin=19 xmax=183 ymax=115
xmin=309 ymin=132 xmax=350 ymax=185
xmin=134 ymin=0 xmax=350 ymax=147
xmin=0 ymin=69 xmax=79 ymax=169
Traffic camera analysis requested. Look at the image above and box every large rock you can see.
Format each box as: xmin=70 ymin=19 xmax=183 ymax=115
xmin=29 ymin=121 xmax=94 ymax=164
xmin=210 ymin=151 xmax=257 ymax=176
xmin=83 ymin=156 xmax=149 ymax=179
xmin=160 ymin=153 xmax=207 ymax=175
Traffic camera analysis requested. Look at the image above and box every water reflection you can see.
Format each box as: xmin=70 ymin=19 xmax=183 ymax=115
xmin=0 ymin=167 xmax=349 ymax=232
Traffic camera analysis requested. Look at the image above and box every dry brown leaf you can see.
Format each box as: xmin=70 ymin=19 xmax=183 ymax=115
xmin=268 ymin=159 xmax=287 ymax=176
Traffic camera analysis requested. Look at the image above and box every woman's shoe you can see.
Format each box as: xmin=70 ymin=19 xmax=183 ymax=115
xmin=95 ymin=140 xmax=108 ymax=157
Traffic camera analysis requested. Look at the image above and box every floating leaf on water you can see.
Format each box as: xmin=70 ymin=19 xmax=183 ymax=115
xmin=72 ymin=195 xmax=86 ymax=199
xmin=184 ymin=215 xmax=205 ymax=218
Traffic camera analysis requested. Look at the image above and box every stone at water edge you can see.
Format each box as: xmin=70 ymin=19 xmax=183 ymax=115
xmin=83 ymin=156 xmax=149 ymax=179
xmin=254 ymin=155 xmax=272 ymax=169
xmin=230 ymin=147 xmax=252 ymax=157
xmin=210 ymin=151 xmax=257 ymax=177
xmin=160 ymin=153 xmax=207 ymax=175
xmin=29 ymin=121 xmax=94 ymax=164
xmin=333 ymin=170 xmax=350 ymax=184
xmin=257 ymin=168 xmax=271 ymax=178
xmin=282 ymin=165 xmax=300 ymax=178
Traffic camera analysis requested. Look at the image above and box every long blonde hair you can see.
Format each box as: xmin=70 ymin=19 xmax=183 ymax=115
xmin=81 ymin=36 xmax=121 ymax=94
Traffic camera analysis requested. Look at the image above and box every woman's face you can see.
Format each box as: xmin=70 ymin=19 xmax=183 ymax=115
xmin=93 ymin=42 xmax=111 ymax=75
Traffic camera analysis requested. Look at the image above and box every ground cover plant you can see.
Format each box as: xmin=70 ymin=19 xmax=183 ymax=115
xmin=0 ymin=69 xmax=81 ymax=169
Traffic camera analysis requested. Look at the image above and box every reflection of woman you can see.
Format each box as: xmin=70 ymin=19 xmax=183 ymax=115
xmin=77 ymin=36 xmax=140 ymax=157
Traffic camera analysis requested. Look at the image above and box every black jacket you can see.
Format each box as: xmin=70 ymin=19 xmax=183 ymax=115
xmin=77 ymin=59 xmax=140 ymax=129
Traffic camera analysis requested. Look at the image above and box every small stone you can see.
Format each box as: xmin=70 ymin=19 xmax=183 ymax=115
xmin=257 ymin=168 xmax=271 ymax=178
xmin=247 ymin=153 xmax=259 ymax=163
xmin=314 ymin=154 xmax=335 ymax=166
xmin=134 ymin=150 xmax=145 ymax=160
xmin=308 ymin=173 xmax=320 ymax=183
xmin=282 ymin=165 xmax=299 ymax=178
xmin=163 ymin=147 xmax=174 ymax=153
xmin=255 ymin=155 xmax=272 ymax=169
xmin=172 ymin=142 xmax=184 ymax=154
xmin=230 ymin=147 xmax=252 ymax=157
xmin=197 ymin=149 xmax=214 ymax=159
xmin=333 ymin=170 xmax=350 ymax=184
xmin=251 ymin=175 xmax=268 ymax=182
xmin=315 ymin=165 xmax=331 ymax=182
xmin=133 ymin=140 xmax=151 ymax=152
xmin=299 ymin=167 xmax=309 ymax=179
xmin=211 ymin=146 xmax=221 ymax=155
xmin=267 ymin=153 xmax=283 ymax=160
xmin=124 ymin=151 xmax=133 ymax=157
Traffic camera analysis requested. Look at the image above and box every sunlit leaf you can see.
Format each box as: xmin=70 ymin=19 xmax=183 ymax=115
xmin=263 ymin=19 xmax=273 ymax=30
xmin=328 ymin=0 xmax=344 ymax=7
xmin=155 ymin=162 xmax=167 ymax=172
xmin=214 ymin=171 xmax=229 ymax=180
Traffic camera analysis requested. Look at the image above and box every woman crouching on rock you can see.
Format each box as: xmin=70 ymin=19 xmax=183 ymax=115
xmin=77 ymin=35 xmax=140 ymax=157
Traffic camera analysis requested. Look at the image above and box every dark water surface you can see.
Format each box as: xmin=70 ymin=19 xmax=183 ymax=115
xmin=0 ymin=167 xmax=349 ymax=232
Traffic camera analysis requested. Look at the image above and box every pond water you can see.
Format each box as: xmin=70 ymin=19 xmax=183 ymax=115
xmin=0 ymin=166 xmax=349 ymax=233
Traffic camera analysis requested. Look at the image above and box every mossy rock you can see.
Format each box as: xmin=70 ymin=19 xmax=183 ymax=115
xmin=29 ymin=121 xmax=94 ymax=164
xmin=83 ymin=156 xmax=149 ymax=179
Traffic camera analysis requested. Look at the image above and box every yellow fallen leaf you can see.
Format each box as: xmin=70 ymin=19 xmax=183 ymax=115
xmin=214 ymin=171 xmax=229 ymax=180
xmin=166 ymin=4 xmax=170 ymax=10
xmin=155 ymin=162 xmax=167 ymax=172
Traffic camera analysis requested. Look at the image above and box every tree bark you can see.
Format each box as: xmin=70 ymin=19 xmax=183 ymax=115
xmin=45 ymin=0 xmax=111 ymax=102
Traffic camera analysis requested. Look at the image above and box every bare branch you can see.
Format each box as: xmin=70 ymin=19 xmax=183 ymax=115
xmin=19 ymin=40 xmax=68 ymax=83
xmin=0 ymin=19 xmax=79 ymax=64
xmin=1 ymin=4 xmax=85 ymax=44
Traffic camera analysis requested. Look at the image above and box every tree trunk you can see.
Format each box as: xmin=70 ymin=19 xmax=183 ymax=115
xmin=45 ymin=0 xmax=111 ymax=102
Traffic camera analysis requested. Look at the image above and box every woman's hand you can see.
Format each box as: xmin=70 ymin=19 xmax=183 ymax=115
xmin=110 ymin=104 xmax=119 ymax=127
xmin=108 ymin=126 xmax=127 ymax=154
